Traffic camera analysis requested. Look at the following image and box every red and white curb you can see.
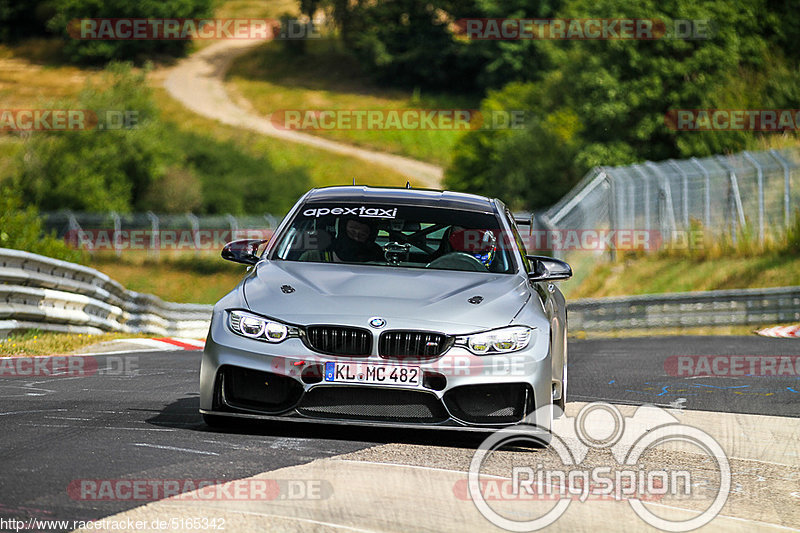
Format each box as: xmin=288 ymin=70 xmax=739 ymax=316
xmin=81 ymin=337 xmax=205 ymax=355
xmin=756 ymin=325 xmax=800 ymax=338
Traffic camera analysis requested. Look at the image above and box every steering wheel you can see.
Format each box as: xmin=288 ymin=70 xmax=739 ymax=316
xmin=425 ymin=252 xmax=488 ymax=272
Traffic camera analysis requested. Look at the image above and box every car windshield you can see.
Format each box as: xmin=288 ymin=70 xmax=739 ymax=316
xmin=271 ymin=203 xmax=517 ymax=274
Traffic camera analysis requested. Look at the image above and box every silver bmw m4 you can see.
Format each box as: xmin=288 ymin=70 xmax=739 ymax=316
xmin=200 ymin=186 xmax=571 ymax=431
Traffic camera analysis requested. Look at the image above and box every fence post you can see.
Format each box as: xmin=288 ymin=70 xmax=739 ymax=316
xmin=146 ymin=212 xmax=159 ymax=259
xmin=603 ymin=170 xmax=617 ymax=260
xmin=667 ymin=160 xmax=690 ymax=229
xmin=187 ymin=213 xmax=200 ymax=257
xmin=110 ymin=211 xmax=121 ymax=258
xmin=539 ymin=213 xmax=562 ymax=260
xmin=769 ymin=149 xmax=792 ymax=228
xmin=690 ymin=157 xmax=711 ymax=229
xmin=742 ymin=151 xmax=765 ymax=245
xmin=65 ymin=210 xmax=89 ymax=254
xmin=226 ymin=214 xmax=239 ymax=241
xmin=646 ymin=161 xmax=677 ymax=238
xmin=715 ymin=156 xmax=746 ymax=243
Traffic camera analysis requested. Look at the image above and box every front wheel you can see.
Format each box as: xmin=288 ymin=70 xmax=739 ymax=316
xmin=202 ymin=413 xmax=234 ymax=429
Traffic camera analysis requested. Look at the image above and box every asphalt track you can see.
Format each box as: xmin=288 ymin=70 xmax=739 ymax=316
xmin=0 ymin=336 xmax=797 ymax=532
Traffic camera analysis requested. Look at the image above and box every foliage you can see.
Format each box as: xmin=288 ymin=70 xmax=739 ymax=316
xmin=0 ymin=189 xmax=85 ymax=263
xmin=47 ymin=0 xmax=212 ymax=64
xmin=173 ymin=129 xmax=311 ymax=215
xmin=446 ymin=0 xmax=800 ymax=208
xmin=306 ymin=0 xmax=559 ymax=92
xmin=15 ymin=63 xmax=176 ymax=212
xmin=12 ymin=62 xmax=310 ymax=215
xmin=782 ymin=210 xmax=800 ymax=256
xmin=0 ymin=0 xmax=55 ymax=42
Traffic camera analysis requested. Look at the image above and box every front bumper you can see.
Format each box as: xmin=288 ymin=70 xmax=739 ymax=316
xmin=200 ymin=314 xmax=554 ymax=430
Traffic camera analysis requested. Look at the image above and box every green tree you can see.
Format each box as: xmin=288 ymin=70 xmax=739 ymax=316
xmin=0 ymin=0 xmax=55 ymax=42
xmin=310 ymin=0 xmax=560 ymax=92
xmin=447 ymin=0 xmax=800 ymax=208
xmin=0 ymin=189 xmax=85 ymax=263
xmin=48 ymin=0 xmax=212 ymax=65
xmin=15 ymin=63 xmax=178 ymax=212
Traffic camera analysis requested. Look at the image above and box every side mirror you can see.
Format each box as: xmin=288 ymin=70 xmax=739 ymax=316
xmin=222 ymin=239 xmax=268 ymax=265
xmin=526 ymin=255 xmax=572 ymax=282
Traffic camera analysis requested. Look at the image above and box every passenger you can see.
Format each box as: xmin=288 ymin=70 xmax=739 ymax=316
xmin=300 ymin=217 xmax=383 ymax=263
xmin=331 ymin=217 xmax=384 ymax=262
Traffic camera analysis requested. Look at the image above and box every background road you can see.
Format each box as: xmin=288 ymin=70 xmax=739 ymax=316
xmin=0 ymin=336 xmax=797 ymax=531
xmin=163 ymin=39 xmax=444 ymax=188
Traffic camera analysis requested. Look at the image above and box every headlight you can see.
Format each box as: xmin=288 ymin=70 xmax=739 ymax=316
xmin=228 ymin=310 xmax=296 ymax=343
xmin=455 ymin=326 xmax=534 ymax=355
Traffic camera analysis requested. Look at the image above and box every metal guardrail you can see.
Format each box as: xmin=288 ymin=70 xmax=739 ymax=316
xmin=0 ymin=248 xmax=213 ymax=338
xmin=568 ymin=286 xmax=800 ymax=331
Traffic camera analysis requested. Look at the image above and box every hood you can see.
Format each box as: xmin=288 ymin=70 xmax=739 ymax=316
xmin=242 ymin=260 xmax=534 ymax=333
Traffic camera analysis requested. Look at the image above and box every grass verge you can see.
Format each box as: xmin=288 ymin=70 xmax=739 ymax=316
xmin=89 ymin=253 xmax=245 ymax=304
xmin=0 ymin=331 xmax=148 ymax=356
xmin=562 ymin=253 xmax=800 ymax=299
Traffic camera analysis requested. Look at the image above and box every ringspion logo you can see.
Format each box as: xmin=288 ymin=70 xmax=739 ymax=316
xmin=467 ymin=403 xmax=730 ymax=531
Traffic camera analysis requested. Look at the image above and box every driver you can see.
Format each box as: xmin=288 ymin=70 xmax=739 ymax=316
xmin=443 ymin=226 xmax=498 ymax=268
xmin=330 ymin=217 xmax=384 ymax=263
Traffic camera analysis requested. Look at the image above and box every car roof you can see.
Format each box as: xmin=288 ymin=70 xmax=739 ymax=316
xmin=303 ymin=186 xmax=497 ymax=213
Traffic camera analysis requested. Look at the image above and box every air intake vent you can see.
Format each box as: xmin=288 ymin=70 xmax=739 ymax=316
xmin=304 ymin=326 xmax=372 ymax=356
xmin=444 ymin=383 xmax=533 ymax=424
xmin=219 ymin=366 xmax=303 ymax=414
xmin=298 ymin=386 xmax=448 ymax=423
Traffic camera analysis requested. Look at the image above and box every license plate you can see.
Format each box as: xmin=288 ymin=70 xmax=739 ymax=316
xmin=324 ymin=361 xmax=421 ymax=387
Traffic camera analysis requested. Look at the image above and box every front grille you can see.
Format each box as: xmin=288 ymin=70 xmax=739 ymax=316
xmin=219 ymin=366 xmax=303 ymax=414
xmin=298 ymin=386 xmax=448 ymax=423
xmin=304 ymin=326 xmax=371 ymax=356
xmin=379 ymin=331 xmax=450 ymax=360
xmin=444 ymin=383 xmax=533 ymax=424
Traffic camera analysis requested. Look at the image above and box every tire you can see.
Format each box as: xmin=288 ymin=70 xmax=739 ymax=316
xmin=202 ymin=413 xmax=233 ymax=429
